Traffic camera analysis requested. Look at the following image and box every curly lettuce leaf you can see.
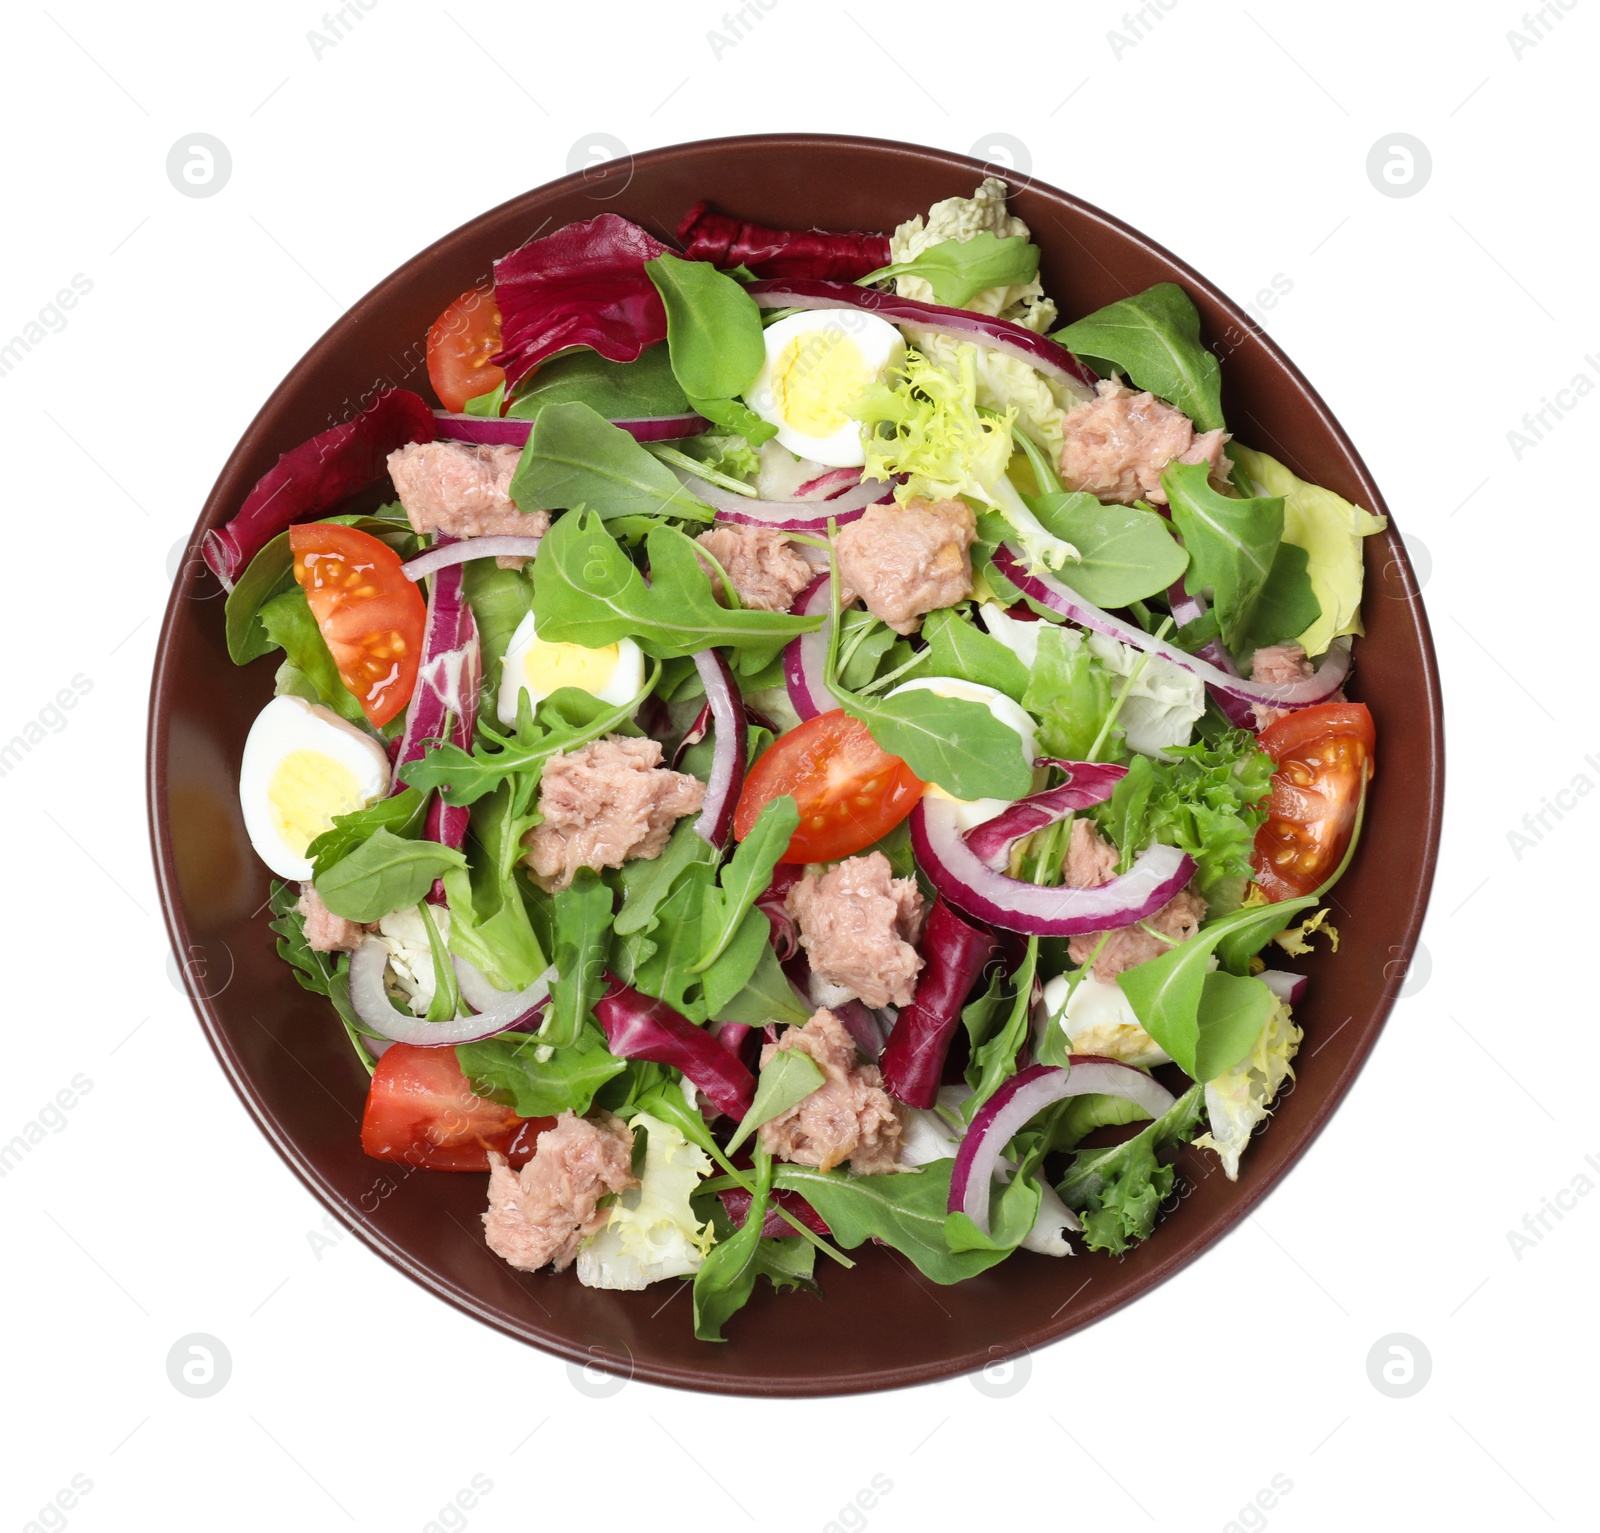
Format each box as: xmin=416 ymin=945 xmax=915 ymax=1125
xmin=1193 ymin=996 xmax=1302 ymax=1181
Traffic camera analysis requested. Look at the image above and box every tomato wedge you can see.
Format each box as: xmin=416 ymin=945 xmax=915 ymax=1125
xmin=427 ymin=286 xmax=505 ymax=413
xmin=1251 ymin=702 xmax=1376 ymax=902
xmin=735 ymin=709 xmax=924 ymax=864
xmin=361 ymin=1043 xmax=554 ymax=1171
xmin=290 ymin=523 xmax=426 ymax=728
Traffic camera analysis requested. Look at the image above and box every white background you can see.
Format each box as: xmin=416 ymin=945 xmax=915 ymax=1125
xmin=2 ymin=1 xmax=1591 ymax=1529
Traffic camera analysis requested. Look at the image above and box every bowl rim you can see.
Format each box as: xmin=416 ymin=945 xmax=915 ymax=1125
xmin=147 ymin=131 xmax=1444 ymax=1396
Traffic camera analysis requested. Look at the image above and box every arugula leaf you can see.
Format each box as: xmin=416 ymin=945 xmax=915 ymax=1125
xmin=725 ymin=1048 xmax=825 ymax=1156
xmin=1117 ymin=897 xmax=1315 ymax=1080
xmin=544 ymin=869 xmax=613 ymax=1049
xmin=613 ymin=818 xmax=720 ymax=937
xmin=266 ymin=881 xmax=374 ymax=1071
xmin=773 ymin=1160 xmax=1017 ymax=1283
xmin=508 ymin=401 xmax=712 ymax=521
xmin=921 ymin=606 xmax=1030 ymax=701
xmin=418 ymin=901 xmax=462 ymax=1023
xmin=505 ymin=343 xmax=690 ymax=421
xmin=312 ymin=830 xmax=467 ymax=924
xmin=1236 ymin=541 xmax=1322 ymax=656
xmin=444 ymin=781 xmax=548 ymax=989
xmin=693 ymin=1145 xmax=774 ymax=1342
xmin=400 ymin=676 xmax=654 ymax=807
xmin=306 ymin=786 xmax=428 ymax=881
xmin=1026 ymin=489 xmax=1190 ymax=608
xmin=462 ymin=559 xmax=536 ymax=705
xmin=258 ymin=588 xmax=366 ymax=725
xmin=836 ymin=610 xmax=902 ymax=692
xmin=830 ymin=680 xmax=1032 ymax=801
xmin=456 ymin=1022 xmax=625 ymax=1118
xmin=533 ymin=511 xmax=819 ymax=658
xmin=629 ymin=864 xmax=714 ymax=1017
xmin=1022 ymin=623 xmax=1125 ymax=763
xmin=1051 ymin=283 xmax=1225 ymax=431
xmin=963 ymin=939 xmax=1038 ymax=1120
xmin=1057 ymin=1083 xmax=1205 ymax=1254
xmin=691 ymin=796 xmax=798 ymax=974
xmin=944 ymin=1169 xmax=1042 ymax=1254
xmin=1162 ymin=460 xmax=1285 ymax=655
xmin=863 ymin=230 xmax=1041 ymax=309
xmin=709 ymin=943 xmax=812 ymax=1027
xmin=750 ymin=1236 xmax=817 ymax=1294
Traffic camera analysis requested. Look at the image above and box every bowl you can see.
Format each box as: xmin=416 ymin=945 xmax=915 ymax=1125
xmin=147 ymin=132 xmax=1443 ymax=1396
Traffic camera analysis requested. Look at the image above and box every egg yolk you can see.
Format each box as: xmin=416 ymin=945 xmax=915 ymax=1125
xmin=520 ymin=636 xmax=620 ymax=698
xmin=774 ymin=328 xmax=868 ymax=436
xmin=269 ymin=750 xmax=367 ymax=857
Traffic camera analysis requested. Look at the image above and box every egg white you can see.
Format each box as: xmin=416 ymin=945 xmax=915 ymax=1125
xmin=496 ymin=612 xmax=645 ymax=727
xmin=239 ymin=695 xmax=391 ymax=881
xmin=886 ymin=675 xmax=1037 ymax=831
xmin=1042 ymin=973 xmax=1171 ymax=1070
xmin=746 ymin=309 xmax=905 ymax=468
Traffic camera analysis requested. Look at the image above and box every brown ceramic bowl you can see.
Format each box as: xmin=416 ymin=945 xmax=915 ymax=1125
xmin=147 ymin=133 xmax=1442 ymax=1395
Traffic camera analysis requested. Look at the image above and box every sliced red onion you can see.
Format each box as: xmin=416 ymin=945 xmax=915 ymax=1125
xmin=879 ymin=900 xmax=998 ymax=1107
xmin=793 ymin=467 xmax=864 ymax=499
xmin=671 ymin=700 xmax=713 ymax=771
xmin=1166 ymin=575 xmax=1206 ymax=630
xmin=690 ymin=649 xmax=745 ymax=848
xmin=783 ymin=573 xmax=834 ymax=722
xmin=833 ymin=999 xmax=887 ymax=1061
xmin=673 ymin=468 xmax=893 ymax=530
xmin=950 ymin=1059 xmax=1177 ymax=1234
xmin=995 ymin=545 xmax=1352 ymax=712
xmin=203 ymin=389 xmax=435 ymax=590
xmin=962 ymin=761 xmax=1130 ymax=871
xmin=1258 ymin=970 xmax=1308 ymax=1007
xmin=432 ymin=408 xmax=710 ymax=447
xmin=911 ymin=797 xmax=1196 ymax=937
xmin=453 ymin=956 xmax=556 ymax=1029
xmin=401 ymin=536 xmax=544 ymax=581
xmin=745 ymin=278 xmax=1098 ymax=397
xmin=389 ymin=553 xmax=480 ymax=894
xmin=347 ymin=938 xmax=537 ymax=1045
xmin=595 ymin=976 xmax=755 ymax=1120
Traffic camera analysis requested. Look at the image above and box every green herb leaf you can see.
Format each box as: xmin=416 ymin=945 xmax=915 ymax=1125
xmin=442 ymin=781 xmax=548 ymax=990
xmin=1236 ymin=541 xmax=1322 ymax=656
xmin=693 ymin=1144 xmax=773 ymax=1342
xmin=725 ymin=1048 xmax=825 ymax=1156
xmin=944 ymin=1170 xmax=1043 ymax=1254
xmin=1026 ymin=490 xmax=1190 ymax=608
xmin=456 ymin=1022 xmax=625 ymax=1118
xmin=864 ymin=230 xmax=1041 ymax=309
xmin=691 ymin=796 xmax=799 ymax=974
xmin=306 ymin=786 xmax=428 ymax=881
xmin=1022 ymin=623 xmax=1125 ymax=763
xmin=508 ymin=401 xmax=712 ymax=521
xmin=461 ymin=558 xmax=536 ymax=706
xmin=419 ymin=901 xmax=462 ymax=1024
xmin=830 ymin=680 xmax=1033 ymax=801
xmin=645 ymin=252 xmax=767 ymax=402
xmin=505 ymin=343 xmax=690 ymax=422
xmin=1051 ymin=283 xmax=1224 ymax=431
xmin=1192 ymin=970 xmax=1277 ymax=1083
xmin=266 ymin=881 xmax=374 ymax=1071
xmin=543 ymin=869 xmax=613 ymax=1049
xmin=963 ymin=939 xmax=1038 ymax=1119
xmin=257 ymin=587 xmax=367 ymax=724
xmin=312 ymin=830 xmax=467 ymax=924
xmin=709 ymin=943 xmax=812 ymax=1027
xmin=532 ymin=510 xmax=819 ymax=658
xmin=1162 ymin=460 xmax=1285 ymax=655
xmin=921 ymin=607 xmax=1031 ymax=701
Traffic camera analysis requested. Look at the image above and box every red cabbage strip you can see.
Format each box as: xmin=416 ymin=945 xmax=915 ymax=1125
xmin=595 ymin=976 xmax=755 ymax=1119
xmin=202 ymin=389 xmax=435 ymax=590
xmin=833 ymin=999 xmax=887 ymax=1061
xmin=962 ymin=761 xmax=1129 ymax=871
xmin=432 ymin=409 xmax=710 ymax=447
xmin=756 ymin=864 xmax=803 ymax=960
xmin=718 ymin=1185 xmax=832 ymax=1238
xmin=490 ymin=214 xmax=669 ymax=388
xmin=676 ymin=201 xmax=890 ymax=282
xmin=391 ymin=553 xmax=481 ymax=893
xmin=879 ymin=900 xmax=999 ymax=1109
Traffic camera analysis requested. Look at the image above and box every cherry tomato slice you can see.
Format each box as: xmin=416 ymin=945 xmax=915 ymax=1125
xmin=290 ymin=523 xmax=426 ymax=728
xmin=734 ymin=709 xmax=924 ymax=864
xmin=426 ymin=286 xmax=505 ymax=413
xmin=360 ymin=1043 xmax=554 ymax=1171
xmin=1251 ymin=702 xmax=1376 ymax=901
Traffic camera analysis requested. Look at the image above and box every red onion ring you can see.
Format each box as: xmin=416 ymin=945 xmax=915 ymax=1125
xmin=962 ymin=761 xmax=1130 ymax=871
xmin=745 ymin=278 xmax=1098 ymax=397
xmin=911 ymin=797 xmax=1196 ymax=937
xmin=674 ymin=469 xmax=894 ymax=531
xmin=432 ymin=408 xmax=710 ymax=446
xmin=400 ymin=536 xmax=544 ymax=581
xmin=1258 ymin=970 xmax=1308 ymax=1006
xmin=346 ymin=939 xmax=550 ymax=1045
xmin=690 ymin=649 xmax=746 ymax=848
xmin=1166 ymin=575 xmax=1257 ymax=730
xmin=950 ymin=1059 xmax=1176 ymax=1234
xmin=995 ymin=545 xmax=1352 ymax=711
xmin=782 ymin=573 xmax=834 ymax=722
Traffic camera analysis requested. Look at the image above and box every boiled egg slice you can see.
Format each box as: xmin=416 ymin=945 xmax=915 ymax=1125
xmin=885 ymin=676 xmax=1037 ymax=831
xmin=746 ymin=309 xmax=905 ymax=468
xmin=1041 ymin=973 xmax=1170 ymax=1070
xmin=239 ymin=695 xmax=391 ymax=880
xmin=497 ymin=612 xmax=645 ymax=727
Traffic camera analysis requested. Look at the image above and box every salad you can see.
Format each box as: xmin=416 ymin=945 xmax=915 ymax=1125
xmin=206 ymin=177 xmax=1386 ymax=1341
